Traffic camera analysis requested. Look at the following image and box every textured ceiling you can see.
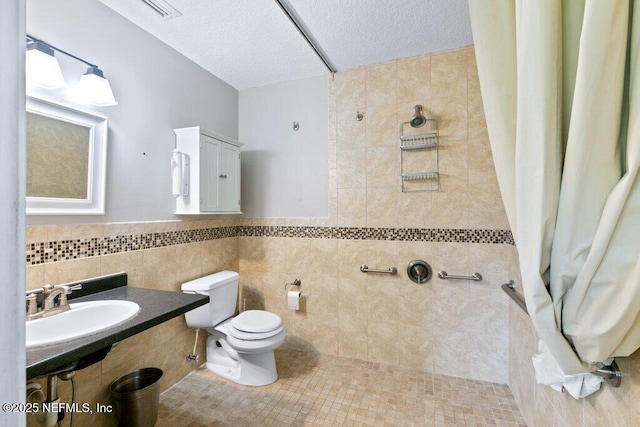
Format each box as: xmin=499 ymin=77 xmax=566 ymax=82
xmin=98 ymin=0 xmax=473 ymax=90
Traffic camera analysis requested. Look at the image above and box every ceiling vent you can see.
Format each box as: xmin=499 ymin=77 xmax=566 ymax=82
xmin=139 ymin=0 xmax=182 ymax=20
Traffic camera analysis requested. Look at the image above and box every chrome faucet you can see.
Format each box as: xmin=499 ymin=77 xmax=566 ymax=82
xmin=26 ymin=284 xmax=82 ymax=321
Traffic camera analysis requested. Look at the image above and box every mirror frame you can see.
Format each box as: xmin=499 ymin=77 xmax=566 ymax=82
xmin=26 ymin=97 xmax=108 ymax=215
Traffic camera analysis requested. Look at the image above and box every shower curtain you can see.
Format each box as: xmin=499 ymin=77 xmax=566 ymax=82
xmin=468 ymin=0 xmax=640 ymax=398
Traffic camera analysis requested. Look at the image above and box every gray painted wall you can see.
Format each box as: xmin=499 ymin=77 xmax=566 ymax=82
xmin=239 ymin=76 xmax=329 ymax=217
xmin=26 ymin=0 xmax=238 ymax=225
xmin=1 ymin=0 xmax=26 ymax=422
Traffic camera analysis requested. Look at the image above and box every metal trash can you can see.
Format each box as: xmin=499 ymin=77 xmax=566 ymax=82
xmin=110 ymin=368 xmax=163 ymax=427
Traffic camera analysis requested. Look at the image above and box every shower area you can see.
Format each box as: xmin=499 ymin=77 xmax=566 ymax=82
xmin=163 ymin=44 xmax=525 ymax=425
xmin=236 ymin=10 xmax=640 ymax=418
xmin=237 ymin=45 xmax=514 ymax=383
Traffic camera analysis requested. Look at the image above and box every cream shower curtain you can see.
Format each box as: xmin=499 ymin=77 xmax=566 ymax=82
xmin=469 ymin=0 xmax=640 ymax=397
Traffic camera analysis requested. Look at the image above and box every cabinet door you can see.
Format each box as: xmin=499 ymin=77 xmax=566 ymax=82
xmin=199 ymin=136 xmax=221 ymax=211
xmin=220 ymin=143 xmax=241 ymax=212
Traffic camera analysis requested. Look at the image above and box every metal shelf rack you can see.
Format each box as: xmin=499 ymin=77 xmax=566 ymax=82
xmin=400 ymin=118 xmax=439 ymax=192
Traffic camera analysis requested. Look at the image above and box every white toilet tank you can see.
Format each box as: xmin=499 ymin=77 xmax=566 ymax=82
xmin=181 ymin=271 xmax=239 ymax=328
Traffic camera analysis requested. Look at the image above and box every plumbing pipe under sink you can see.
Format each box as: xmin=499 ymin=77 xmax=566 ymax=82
xmin=26 ymin=379 xmax=60 ymax=427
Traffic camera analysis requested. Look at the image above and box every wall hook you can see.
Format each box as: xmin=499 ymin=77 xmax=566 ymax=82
xmin=293 ymin=121 xmax=300 ymax=131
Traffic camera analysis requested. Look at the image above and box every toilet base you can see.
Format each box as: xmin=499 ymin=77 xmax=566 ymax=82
xmin=206 ymin=333 xmax=278 ymax=386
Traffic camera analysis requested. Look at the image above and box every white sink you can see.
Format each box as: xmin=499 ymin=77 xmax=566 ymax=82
xmin=26 ymin=300 xmax=140 ymax=348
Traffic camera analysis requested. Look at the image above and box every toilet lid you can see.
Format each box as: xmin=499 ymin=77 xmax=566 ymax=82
xmin=231 ymin=310 xmax=282 ymax=333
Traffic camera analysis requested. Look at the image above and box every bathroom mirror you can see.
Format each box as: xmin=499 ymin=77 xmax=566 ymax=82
xmin=26 ymin=97 xmax=107 ymax=215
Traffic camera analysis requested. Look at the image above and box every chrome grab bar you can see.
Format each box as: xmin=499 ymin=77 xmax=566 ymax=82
xmin=360 ymin=265 xmax=397 ymax=275
xmin=592 ymin=360 xmax=622 ymax=387
xmin=437 ymin=271 xmax=482 ymax=281
xmin=500 ymin=280 xmax=621 ymax=388
xmin=501 ymin=281 xmax=528 ymax=314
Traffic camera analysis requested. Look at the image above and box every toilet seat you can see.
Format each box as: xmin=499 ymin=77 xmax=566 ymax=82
xmin=227 ymin=310 xmax=284 ymax=341
xmin=214 ymin=310 xmax=285 ymax=342
xmin=213 ymin=317 xmax=287 ymax=353
xmin=228 ymin=324 xmax=285 ymax=341
xmin=231 ymin=310 xmax=282 ymax=333
xmin=224 ymin=327 xmax=287 ymax=353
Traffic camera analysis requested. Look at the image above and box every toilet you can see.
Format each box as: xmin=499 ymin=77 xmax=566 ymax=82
xmin=181 ymin=271 xmax=286 ymax=386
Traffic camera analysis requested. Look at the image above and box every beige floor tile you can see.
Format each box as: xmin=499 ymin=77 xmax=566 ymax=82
xmin=158 ymin=349 xmax=526 ymax=426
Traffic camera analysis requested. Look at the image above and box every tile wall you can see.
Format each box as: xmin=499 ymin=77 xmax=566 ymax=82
xmin=25 ymin=218 xmax=239 ymax=427
xmin=238 ymin=47 xmax=515 ymax=384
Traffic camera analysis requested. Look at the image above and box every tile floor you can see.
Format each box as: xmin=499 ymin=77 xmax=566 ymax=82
xmin=157 ymin=349 xmax=527 ymax=426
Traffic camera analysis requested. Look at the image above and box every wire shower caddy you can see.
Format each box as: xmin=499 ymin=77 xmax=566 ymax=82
xmin=400 ymin=118 xmax=439 ymax=192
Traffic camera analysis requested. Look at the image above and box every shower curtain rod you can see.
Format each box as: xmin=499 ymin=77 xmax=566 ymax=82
xmin=273 ymin=0 xmax=337 ymax=74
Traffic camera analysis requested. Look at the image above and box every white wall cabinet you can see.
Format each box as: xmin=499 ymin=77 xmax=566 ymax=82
xmin=174 ymin=126 xmax=242 ymax=214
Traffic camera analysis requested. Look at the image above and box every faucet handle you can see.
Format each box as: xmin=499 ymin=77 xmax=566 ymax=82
xmin=26 ymin=294 xmax=38 ymax=316
xmin=58 ymin=284 xmax=82 ymax=307
xmin=42 ymin=284 xmax=53 ymax=295
xmin=54 ymin=283 xmax=82 ymax=292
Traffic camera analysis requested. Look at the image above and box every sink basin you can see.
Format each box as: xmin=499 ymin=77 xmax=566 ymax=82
xmin=26 ymin=300 xmax=140 ymax=348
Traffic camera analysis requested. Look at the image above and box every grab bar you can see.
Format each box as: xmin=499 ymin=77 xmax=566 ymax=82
xmin=500 ymin=280 xmax=621 ymax=388
xmin=360 ymin=265 xmax=397 ymax=274
xmin=501 ymin=281 xmax=528 ymax=314
xmin=437 ymin=271 xmax=482 ymax=281
xmin=592 ymin=360 xmax=622 ymax=387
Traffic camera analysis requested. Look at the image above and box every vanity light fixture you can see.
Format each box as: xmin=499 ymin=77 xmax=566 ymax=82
xmin=77 ymin=65 xmax=118 ymax=107
xmin=25 ymin=40 xmax=66 ymax=89
xmin=26 ymin=35 xmax=118 ymax=106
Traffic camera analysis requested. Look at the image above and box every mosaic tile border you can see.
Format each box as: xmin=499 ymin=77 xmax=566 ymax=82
xmin=26 ymin=226 xmax=514 ymax=265
xmin=239 ymin=226 xmax=514 ymax=245
xmin=25 ymin=226 xmax=238 ymax=265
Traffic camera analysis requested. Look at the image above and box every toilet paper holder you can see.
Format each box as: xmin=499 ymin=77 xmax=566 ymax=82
xmin=285 ymin=279 xmax=302 ymax=311
xmin=284 ymin=279 xmax=301 ymax=290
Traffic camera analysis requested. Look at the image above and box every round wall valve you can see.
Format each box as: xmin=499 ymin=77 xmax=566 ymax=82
xmin=407 ymin=260 xmax=432 ymax=284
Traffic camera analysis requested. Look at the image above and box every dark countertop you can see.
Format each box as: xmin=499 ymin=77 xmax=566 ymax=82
xmin=26 ymin=286 xmax=208 ymax=379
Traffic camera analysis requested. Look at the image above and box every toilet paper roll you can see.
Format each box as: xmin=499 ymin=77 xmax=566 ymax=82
xmin=287 ymin=290 xmax=301 ymax=311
